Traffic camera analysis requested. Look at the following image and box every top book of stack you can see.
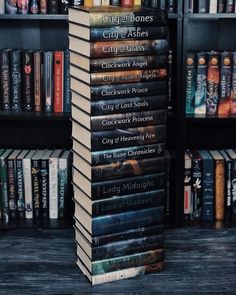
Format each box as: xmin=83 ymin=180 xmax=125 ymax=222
xmin=68 ymin=6 xmax=167 ymax=28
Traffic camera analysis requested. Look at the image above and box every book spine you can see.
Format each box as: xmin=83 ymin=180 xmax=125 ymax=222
xmin=101 ymin=0 xmax=110 ymax=5
xmin=185 ymin=53 xmax=195 ymax=115
xmin=63 ymin=50 xmax=71 ymax=113
xmin=40 ymin=158 xmax=49 ymax=219
xmin=86 ymin=54 xmax=168 ymax=73
xmin=23 ymin=158 xmax=33 ymax=219
xmin=54 ymin=51 xmax=64 ymax=113
xmin=110 ymin=0 xmax=120 ymax=4
xmin=89 ymin=124 xmax=166 ymax=151
xmin=168 ymin=50 xmax=172 ymax=109
xmin=226 ymin=0 xmax=234 ymax=12
xmin=0 ymin=158 xmax=9 ymax=223
xmin=167 ymin=0 xmax=175 ymax=12
xmin=87 ymin=109 xmax=167 ymax=131
xmin=89 ymin=95 xmax=168 ymax=116
xmin=89 ymin=39 xmax=168 ymax=58
xmin=218 ymin=0 xmax=226 ymax=12
xmin=59 ymin=0 xmax=69 ymax=14
xmin=39 ymin=0 xmax=47 ymax=13
xmin=198 ymin=0 xmax=209 ymax=13
xmin=90 ymin=157 xmax=166 ymax=182
xmin=31 ymin=158 xmax=41 ymax=219
xmin=22 ymin=51 xmax=34 ymax=111
xmin=92 ymin=189 xmax=164 ymax=217
xmin=69 ymin=0 xmax=84 ymax=5
xmin=0 ymin=0 xmax=5 ymax=13
xmin=91 ymin=143 xmax=166 ymax=165
xmin=48 ymin=0 xmax=59 ymax=13
xmin=92 ymin=206 xmax=164 ymax=236
xmin=7 ymin=157 xmax=17 ymax=219
xmin=92 ymin=248 xmax=164 ymax=275
xmin=43 ymin=52 xmax=54 ymax=113
xmin=5 ymin=0 xmax=18 ymax=14
xmin=30 ymin=0 xmax=39 ymax=14
xmin=188 ymin=0 xmax=194 ymax=13
xmin=191 ymin=156 xmax=202 ymax=220
xmin=225 ymin=159 xmax=232 ymax=223
xmin=89 ymin=10 xmax=167 ymax=27
xmin=206 ymin=53 xmax=220 ymax=115
xmin=195 ymin=52 xmax=207 ymax=115
xmin=92 ymin=234 xmax=164 ymax=261
xmin=49 ymin=157 xmax=58 ymax=219
xmin=215 ymin=160 xmax=225 ymax=221
xmin=90 ymin=261 xmax=164 ymax=285
xmin=92 ymin=224 xmax=164 ymax=246
xmin=184 ymin=156 xmax=191 ymax=220
xmin=87 ymin=26 xmax=168 ymax=42
xmin=209 ymin=0 xmax=217 ymax=12
xmin=218 ymin=52 xmax=232 ymax=115
xmin=16 ymin=158 xmax=25 ymax=219
xmin=0 ymin=50 xmax=11 ymax=111
xmin=58 ymin=157 xmax=68 ymax=219
xmin=231 ymin=52 xmax=236 ymax=114
xmin=34 ymin=51 xmax=42 ymax=112
xmin=231 ymin=159 xmax=236 ymax=222
xmin=17 ymin=0 xmax=29 ymax=14
xmin=11 ymin=50 xmax=22 ymax=111
xmin=202 ymin=157 xmax=214 ymax=221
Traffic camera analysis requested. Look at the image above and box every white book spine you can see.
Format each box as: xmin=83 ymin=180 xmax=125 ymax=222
xmin=0 ymin=0 xmax=5 ymax=14
xmin=58 ymin=157 xmax=67 ymax=214
xmin=93 ymin=0 xmax=102 ymax=5
xmin=209 ymin=0 xmax=217 ymax=13
xmin=23 ymin=159 xmax=33 ymax=219
xmin=49 ymin=157 xmax=58 ymax=219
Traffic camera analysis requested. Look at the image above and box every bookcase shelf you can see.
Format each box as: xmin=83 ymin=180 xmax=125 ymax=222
xmin=187 ymin=13 xmax=236 ymax=20
xmin=0 ymin=112 xmax=70 ymax=121
xmin=0 ymin=15 xmax=68 ymax=20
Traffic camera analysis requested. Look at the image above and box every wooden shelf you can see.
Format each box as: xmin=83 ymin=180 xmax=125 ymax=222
xmin=0 ymin=14 xmax=68 ymax=20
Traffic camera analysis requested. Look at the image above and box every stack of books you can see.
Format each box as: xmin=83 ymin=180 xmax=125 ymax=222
xmin=68 ymin=5 xmax=169 ymax=285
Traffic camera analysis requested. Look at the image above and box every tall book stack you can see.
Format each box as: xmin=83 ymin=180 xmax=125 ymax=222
xmin=68 ymin=6 xmax=169 ymax=285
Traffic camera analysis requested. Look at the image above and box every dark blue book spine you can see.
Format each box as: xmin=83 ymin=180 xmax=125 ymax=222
xmin=63 ymin=50 xmax=71 ymax=113
xmin=92 ymin=206 xmax=164 ymax=236
xmin=11 ymin=50 xmax=22 ymax=111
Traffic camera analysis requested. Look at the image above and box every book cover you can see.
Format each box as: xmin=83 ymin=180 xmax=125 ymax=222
xmin=70 ymin=52 xmax=168 ymax=73
xmin=16 ymin=150 xmax=29 ymax=219
xmin=63 ymin=50 xmax=71 ymax=113
xmin=218 ymin=0 xmax=225 ymax=12
xmin=209 ymin=150 xmax=225 ymax=221
xmin=197 ymin=0 xmax=209 ymax=13
xmin=73 ymin=167 xmax=166 ymax=200
xmin=69 ymin=23 xmax=168 ymax=41
xmin=0 ymin=49 xmax=11 ymax=111
xmin=72 ymin=139 xmax=165 ymax=165
xmin=48 ymin=0 xmax=59 ymax=13
xmin=74 ymin=199 xmax=164 ymax=235
xmin=195 ymin=52 xmax=207 ymax=115
xmin=34 ymin=51 xmax=43 ymax=112
xmin=70 ymin=65 xmax=167 ymax=85
xmin=73 ymin=152 xmax=166 ymax=181
xmin=54 ymin=51 xmax=64 ymax=113
xmin=206 ymin=52 xmax=220 ymax=115
xmin=218 ymin=52 xmax=232 ymax=116
xmin=68 ymin=6 xmax=168 ymax=27
xmin=72 ymin=106 xmax=166 ymax=131
xmin=72 ymin=121 xmax=166 ymax=151
xmin=230 ymin=52 xmax=236 ymax=114
xmin=198 ymin=150 xmax=214 ymax=221
xmin=69 ymin=36 xmax=169 ymax=58
xmin=71 ymin=91 xmax=167 ymax=116
xmin=184 ymin=151 xmax=192 ymax=221
xmin=43 ymin=51 xmax=54 ymax=113
xmin=185 ymin=53 xmax=195 ymax=115
xmin=22 ymin=50 xmax=34 ymax=111
xmin=11 ymin=50 xmax=22 ymax=111
xmin=70 ymin=76 xmax=167 ymax=100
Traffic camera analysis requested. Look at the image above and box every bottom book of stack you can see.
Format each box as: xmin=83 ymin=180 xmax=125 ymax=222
xmin=73 ymin=173 xmax=166 ymax=285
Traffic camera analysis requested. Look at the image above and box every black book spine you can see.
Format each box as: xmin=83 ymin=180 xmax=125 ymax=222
xmin=7 ymin=158 xmax=17 ymax=219
xmin=59 ymin=0 xmax=69 ymax=13
xmin=22 ymin=51 xmax=34 ymax=111
xmin=11 ymin=50 xmax=22 ymax=112
xmin=92 ymin=172 xmax=166 ymax=200
xmin=159 ymin=0 xmax=167 ymax=9
xmin=32 ymin=159 xmax=41 ymax=219
xmin=48 ymin=0 xmax=59 ymax=13
xmin=218 ymin=0 xmax=226 ymax=12
xmin=16 ymin=158 xmax=25 ymax=220
xmin=40 ymin=158 xmax=49 ymax=219
xmin=92 ymin=224 xmax=165 ymax=246
xmin=167 ymin=0 xmax=175 ymax=13
xmin=191 ymin=155 xmax=202 ymax=220
xmin=198 ymin=0 xmax=209 ymax=12
xmin=110 ymin=0 xmax=120 ymax=5
xmin=0 ymin=50 xmax=11 ymax=111
xmin=63 ymin=50 xmax=71 ymax=113
xmin=69 ymin=0 xmax=84 ymax=5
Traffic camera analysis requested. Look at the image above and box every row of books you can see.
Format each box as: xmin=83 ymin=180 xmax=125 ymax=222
xmin=0 ymin=49 xmax=71 ymax=113
xmin=184 ymin=149 xmax=236 ymax=223
xmin=69 ymin=6 xmax=168 ymax=284
xmin=0 ymin=0 xmax=70 ymax=15
xmin=185 ymin=51 xmax=236 ymax=116
xmin=188 ymin=0 xmax=236 ymax=13
xmin=0 ymin=149 xmax=72 ymax=224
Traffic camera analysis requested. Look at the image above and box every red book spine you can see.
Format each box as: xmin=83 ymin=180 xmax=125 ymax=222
xmin=121 ymin=0 xmax=134 ymax=5
xmin=54 ymin=51 xmax=64 ymax=113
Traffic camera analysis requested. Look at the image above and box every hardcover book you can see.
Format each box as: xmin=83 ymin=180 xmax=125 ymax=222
xmin=54 ymin=51 xmax=64 ymax=113
xmin=22 ymin=50 xmax=34 ymax=111
xmin=34 ymin=51 xmax=43 ymax=112
xmin=195 ymin=52 xmax=207 ymax=115
xmin=218 ymin=0 xmax=225 ymax=12
xmin=230 ymin=52 xmax=236 ymax=114
xmin=184 ymin=151 xmax=192 ymax=220
xmin=63 ymin=50 xmax=71 ymax=113
xmin=185 ymin=53 xmax=195 ymax=115
xmin=0 ymin=149 xmax=5 ymax=219
xmin=226 ymin=0 xmax=234 ymax=12
xmin=69 ymin=23 xmax=168 ymax=41
xmin=43 ymin=51 xmax=54 ymax=113
xmin=209 ymin=0 xmax=217 ymax=13
xmin=197 ymin=0 xmax=209 ymax=13
xmin=48 ymin=0 xmax=59 ymax=13
xmin=68 ymin=6 xmax=167 ymax=28
xmin=11 ymin=50 xmax=22 ymax=111
xmin=0 ymin=0 xmax=5 ymax=13
xmin=70 ymin=51 xmax=168 ymax=73
xmin=69 ymin=36 xmax=169 ymax=58
xmin=0 ymin=49 xmax=11 ymax=111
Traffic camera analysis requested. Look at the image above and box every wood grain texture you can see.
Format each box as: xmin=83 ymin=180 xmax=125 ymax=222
xmin=0 ymin=227 xmax=236 ymax=294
